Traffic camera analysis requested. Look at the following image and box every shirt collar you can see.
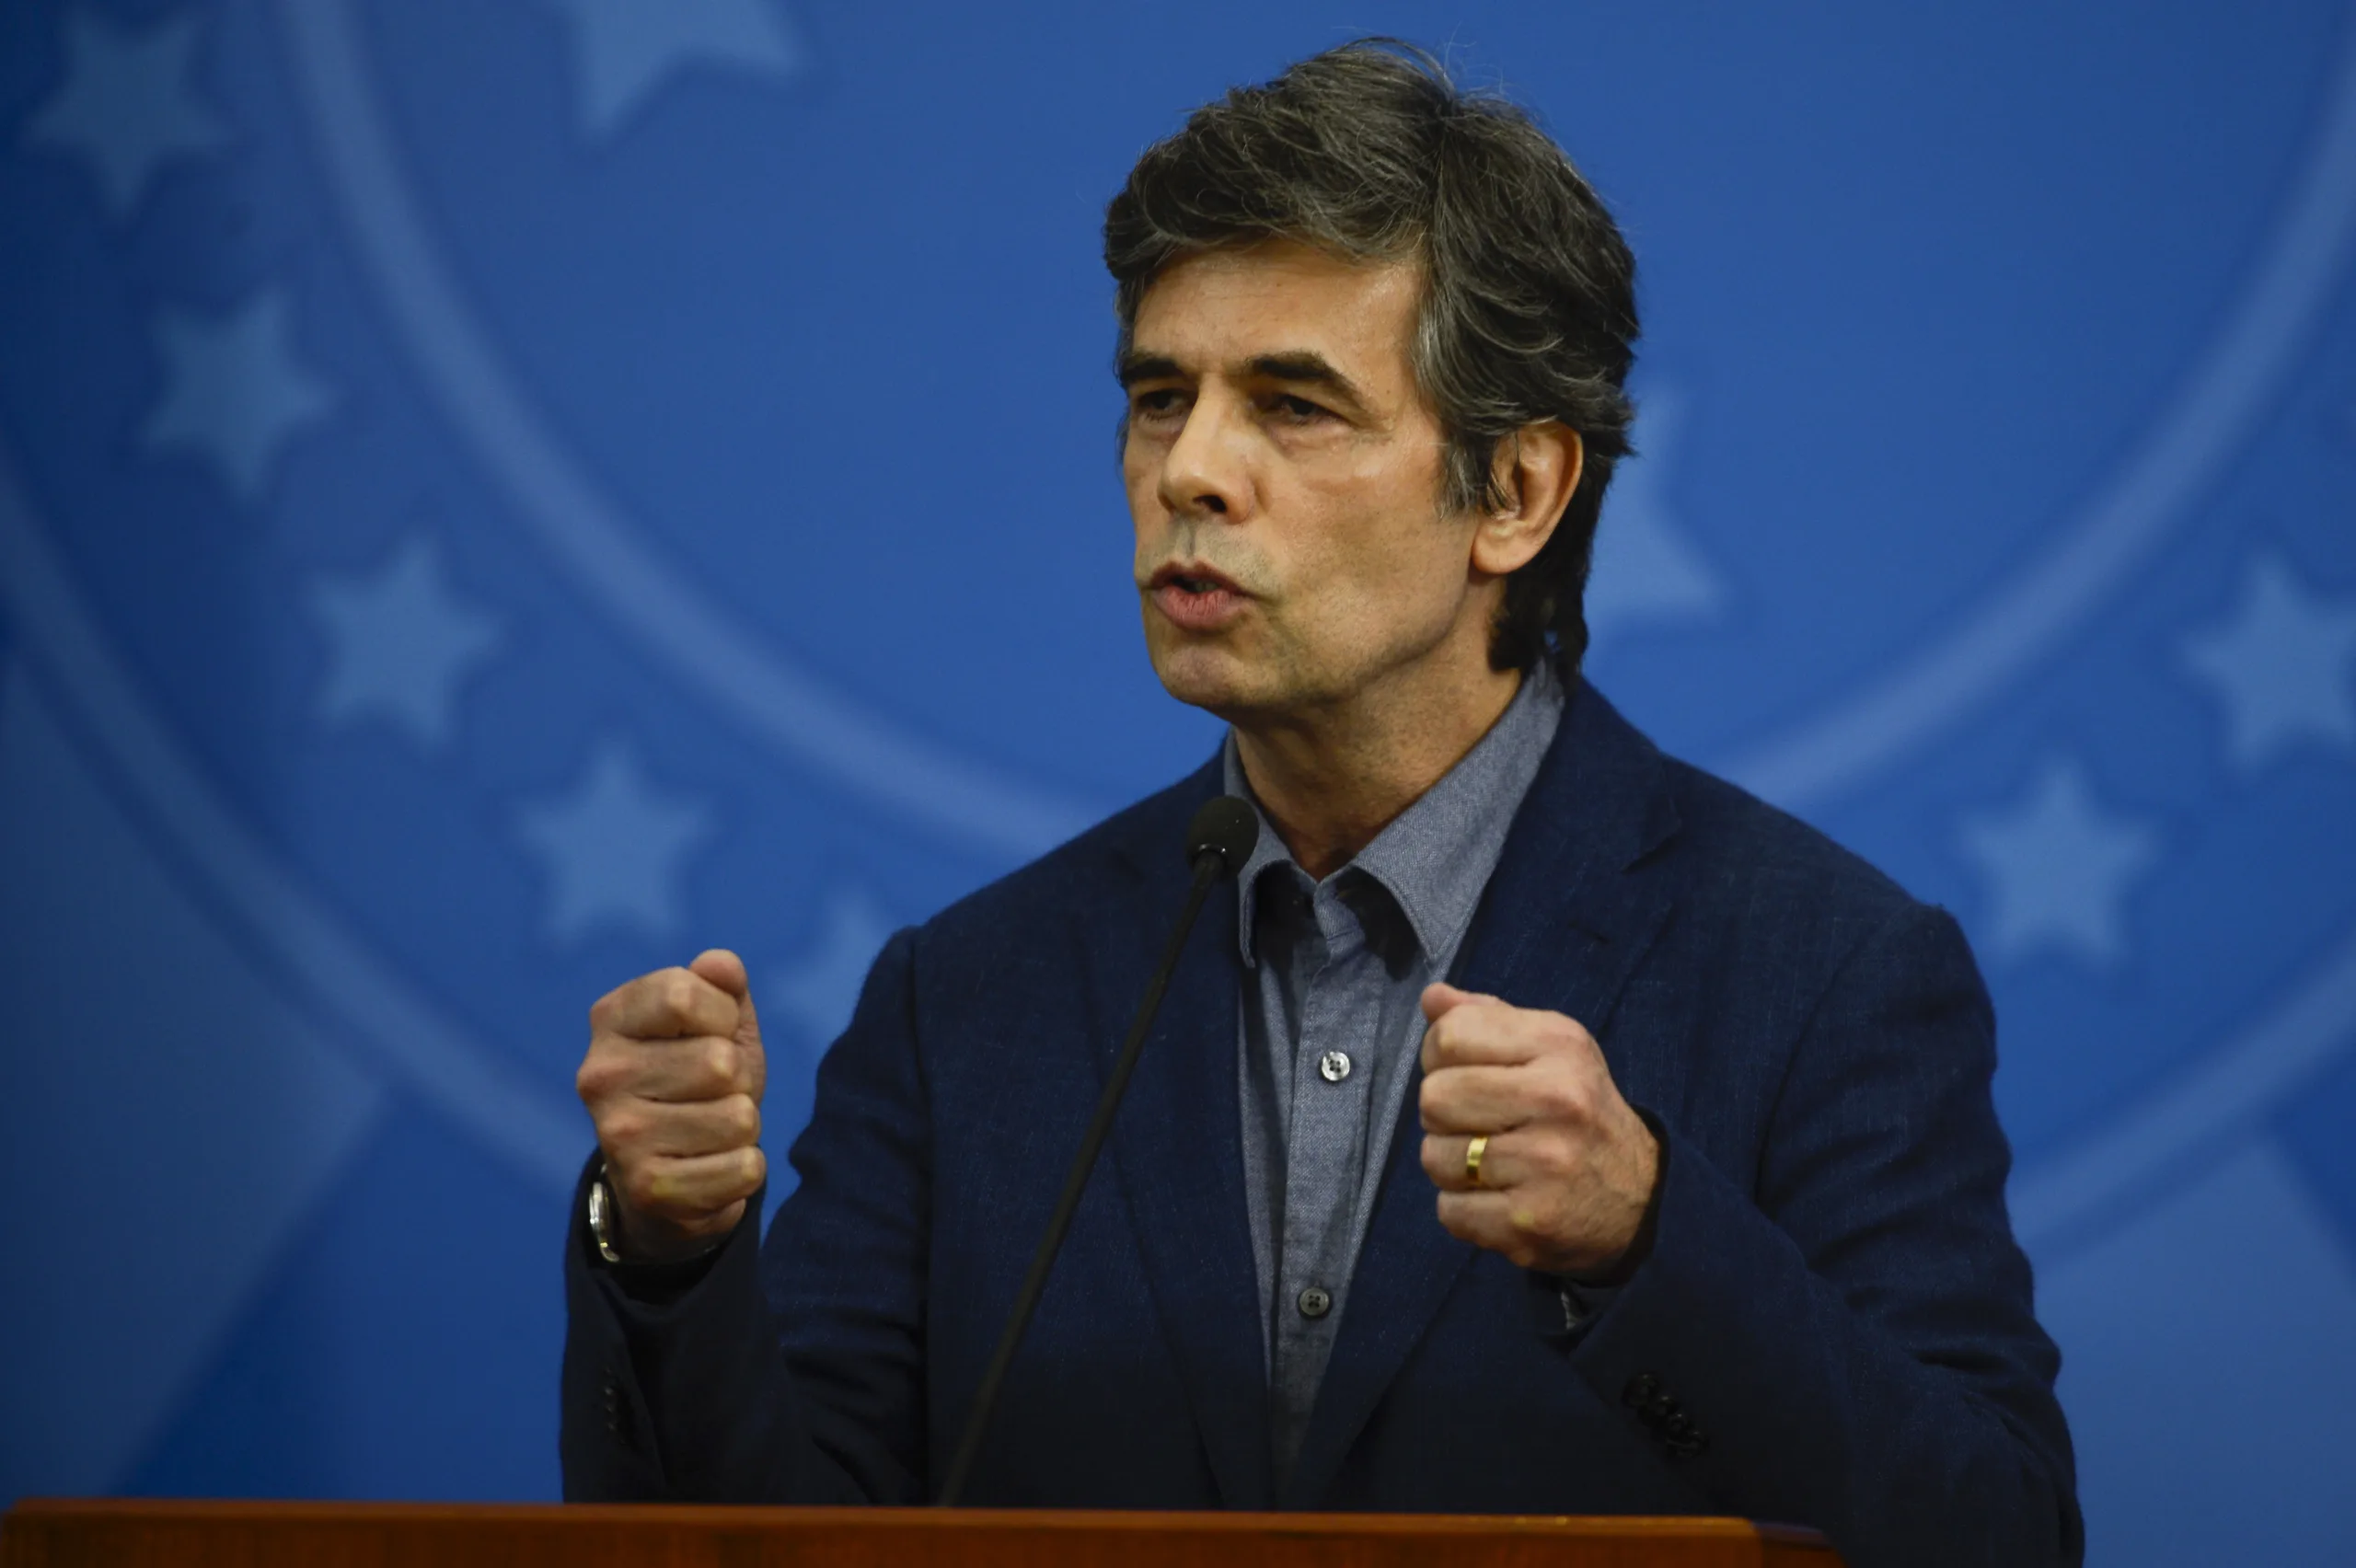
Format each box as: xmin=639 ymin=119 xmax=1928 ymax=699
xmin=1224 ymin=658 xmax=1565 ymax=968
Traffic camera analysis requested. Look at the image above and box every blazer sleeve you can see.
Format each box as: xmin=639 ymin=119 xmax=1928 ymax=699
xmin=559 ymin=928 xmax=931 ymax=1504
xmin=1567 ymin=903 xmax=2085 ymax=1568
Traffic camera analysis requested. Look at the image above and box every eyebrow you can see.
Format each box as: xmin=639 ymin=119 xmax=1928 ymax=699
xmin=1115 ymin=352 xmax=1183 ymax=387
xmin=1116 ymin=349 xmax=1372 ymax=412
xmin=1243 ymin=352 xmax=1360 ymax=401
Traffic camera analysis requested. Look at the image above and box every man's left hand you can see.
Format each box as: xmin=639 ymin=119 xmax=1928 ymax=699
xmin=1416 ymin=982 xmax=1661 ymax=1277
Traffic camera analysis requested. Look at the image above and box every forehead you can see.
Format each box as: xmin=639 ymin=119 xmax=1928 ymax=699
xmin=1130 ymin=240 xmax=1423 ymax=380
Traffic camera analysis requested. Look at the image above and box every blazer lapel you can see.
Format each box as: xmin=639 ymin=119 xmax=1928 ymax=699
xmin=1100 ymin=769 xmax=1276 ymax=1509
xmin=1279 ymin=680 xmax=1682 ymax=1508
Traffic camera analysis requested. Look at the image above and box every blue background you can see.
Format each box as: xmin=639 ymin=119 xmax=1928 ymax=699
xmin=4 ymin=3 xmax=2355 ymax=1562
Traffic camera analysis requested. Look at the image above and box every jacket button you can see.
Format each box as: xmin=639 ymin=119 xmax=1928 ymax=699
xmin=1297 ymin=1286 xmax=1334 ymax=1319
xmin=1623 ymin=1372 xmax=1663 ymax=1408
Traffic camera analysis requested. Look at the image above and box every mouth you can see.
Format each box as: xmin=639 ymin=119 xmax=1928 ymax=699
xmin=1147 ymin=562 xmax=1246 ymax=596
xmin=1144 ymin=561 xmax=1252 ymax=633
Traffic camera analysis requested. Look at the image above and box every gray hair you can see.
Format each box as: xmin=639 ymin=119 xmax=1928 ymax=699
xmin=1103 ymin=40 xmax=1640 ymax=672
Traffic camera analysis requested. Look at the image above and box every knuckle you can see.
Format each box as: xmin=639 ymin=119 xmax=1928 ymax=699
xmin=599 ymin=1107 xmax=645 ymax=1148
xmin=726 ymin=1093 xmax=761 ymax=1144
xmin=1519 ymin=1192 xmax=1568 ymax=1241
xmin=1566 ymin=1081 xmax=1609 ymax=1129
xmin=618 ymin=1166 xmax=662 ymax=1214
xmin=702 ymin=1038 xmax=739 ymax=1091
xmin=662 ymin=971 xmax=702 ymax=1023
xmin=1528 ymin=1056 xmax=1588 ymax=1112
xmin=578 ymin=1046 xmax=633 ymax=1099
xmin=1417 ymin=1078 xmax=1448 ymax=1125
xmin=1535 ymin=1076 xmax=1586 ymax=1123
xmin=645 ymin=1164 xmax=692 ymax=1213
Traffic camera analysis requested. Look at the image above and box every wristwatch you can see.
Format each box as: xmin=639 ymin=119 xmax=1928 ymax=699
xmin=586 ymin=1162 xmax=627 ymax=1264
xmin=587 ymin=1164 xmax=731 ymax=1271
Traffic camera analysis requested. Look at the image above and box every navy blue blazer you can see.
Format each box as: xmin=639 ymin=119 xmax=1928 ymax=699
xmin=561 ymin=680 xmax=2082 ymax=1568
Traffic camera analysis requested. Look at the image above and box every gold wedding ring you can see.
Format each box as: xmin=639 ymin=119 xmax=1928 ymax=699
xmin=1464 ymin=1135 xmax=1489 ymax=1187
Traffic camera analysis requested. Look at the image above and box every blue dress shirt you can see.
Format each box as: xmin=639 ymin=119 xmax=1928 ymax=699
xmin=1224 ymin=661 xmax=1564 ymax=1475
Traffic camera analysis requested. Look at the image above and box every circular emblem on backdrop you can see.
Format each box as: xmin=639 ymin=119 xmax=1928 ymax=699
xmin=2 ymin=0 xmax=2354 ymax=1548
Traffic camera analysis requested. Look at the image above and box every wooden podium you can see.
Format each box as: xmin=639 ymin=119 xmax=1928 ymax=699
xmin=2 ymin=1500 xmax=1838 ymax=1566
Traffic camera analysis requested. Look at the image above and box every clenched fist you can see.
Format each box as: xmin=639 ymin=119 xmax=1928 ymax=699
xmin=576 ymin=949 xmax=768 ymax=1264
xmin=1416 ymin=982 xmax=1660 ymax=1278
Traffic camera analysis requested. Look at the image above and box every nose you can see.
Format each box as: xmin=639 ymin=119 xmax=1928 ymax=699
xmin=1155 ymin=389 xmax=1250 ymax=521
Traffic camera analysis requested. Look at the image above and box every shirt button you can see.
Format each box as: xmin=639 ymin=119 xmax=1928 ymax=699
xmin=1298 ymin=1286 xmax=1334 ymax=1320
xmin=1317 ymin=1050 xmax=1352 ymax=1083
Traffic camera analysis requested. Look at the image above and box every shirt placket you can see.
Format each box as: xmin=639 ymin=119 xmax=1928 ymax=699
xmin=1270 ymin=880 xmax=1378 ymax=1463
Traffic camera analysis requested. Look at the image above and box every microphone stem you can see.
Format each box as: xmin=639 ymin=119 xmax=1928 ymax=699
xmin=935 ymin=851 xmax=1225 ymax=1507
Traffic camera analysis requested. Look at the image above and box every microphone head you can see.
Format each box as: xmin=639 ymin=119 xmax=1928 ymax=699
xmin=1184 ymin=795 xmax=1260 ymax=881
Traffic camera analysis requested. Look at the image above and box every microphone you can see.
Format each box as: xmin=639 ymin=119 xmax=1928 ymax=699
xmin=936 ymin=795 xmax=1259 ymax=1506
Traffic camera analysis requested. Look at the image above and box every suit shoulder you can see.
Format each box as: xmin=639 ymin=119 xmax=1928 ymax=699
xmin=1657 ymin=754 xmax=1936 ymax=935
xmin=913 ymin=764 xmax=1211 ymax=949
xmin=1631 ymin=755 xmax=1991 ymax=1052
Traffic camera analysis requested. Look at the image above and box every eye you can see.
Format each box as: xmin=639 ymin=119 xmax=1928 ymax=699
xmin=1130 ymin=387 xmax=1187 ymax=421
xmin=1269 ymin=394 xmax=1332 ymax=425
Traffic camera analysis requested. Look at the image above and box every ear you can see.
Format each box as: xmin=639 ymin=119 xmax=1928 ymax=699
xmin=1470 ymin=422 xmax=1584 ymax=578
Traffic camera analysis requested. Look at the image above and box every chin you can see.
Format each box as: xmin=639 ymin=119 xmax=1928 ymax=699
xmin=1148 ymin=641 xmax=1270 ymax=719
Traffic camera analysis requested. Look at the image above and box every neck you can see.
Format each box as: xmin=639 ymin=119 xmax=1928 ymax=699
xmin=1233 ymin=653 xmax=1526 ymax=881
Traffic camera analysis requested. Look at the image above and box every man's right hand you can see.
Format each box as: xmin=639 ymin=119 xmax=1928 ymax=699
xmin=576 ymin=948 xmax=768 ymax=1264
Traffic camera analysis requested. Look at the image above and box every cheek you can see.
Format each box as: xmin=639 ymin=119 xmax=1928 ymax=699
xmin=1126 ymin=479 xmax=1170 ymax=569
xmin=1245 ymin=541 xmax=1414 ymax=682
xmin=1299 ymin=511 xmax=1465 ymax=633
xmin=1122 ymin=450 xmax=1153 ymax=521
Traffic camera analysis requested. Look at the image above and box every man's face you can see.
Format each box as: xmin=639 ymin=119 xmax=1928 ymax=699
xmin=1122 ymin=240 xmax=1488 ymax=723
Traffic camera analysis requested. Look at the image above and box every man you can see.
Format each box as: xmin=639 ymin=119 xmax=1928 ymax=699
xmin=562 ymin=42 xmax=2081 ymax=1567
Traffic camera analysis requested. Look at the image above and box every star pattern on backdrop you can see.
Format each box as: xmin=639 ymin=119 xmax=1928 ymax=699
xmin=765 ymin=887 xmax=893 ymax=1048
xmin=537 ymin=0 xmax=803 ymax=141
xmin=24 ymin=6 xmax=231 ymax=222
xmin=305 ymin=535 xmax=502 ymax=751
xmin=516 ymin=740 xmax=713 ymax=944
xmin=141 ymin=291 xmax=336 ymax=502
xmin=2182 ymin=552 xmax=2356 ymax=772
xmin=1959 ymin=757 xmax=2159 ymax=967
xmin=1583 ymin=389 xmax=1726 ymax=655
